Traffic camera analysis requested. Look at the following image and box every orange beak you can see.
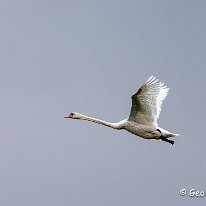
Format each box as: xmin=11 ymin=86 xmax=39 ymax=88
xmin=64 ymin=114 xmax=73 ymax=118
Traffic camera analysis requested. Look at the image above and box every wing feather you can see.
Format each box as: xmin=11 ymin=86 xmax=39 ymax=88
xmin=128 ymin=76 xmax=169 ymax=126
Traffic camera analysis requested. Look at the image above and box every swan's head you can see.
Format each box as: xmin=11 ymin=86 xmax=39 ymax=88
xmin=64 ymin=112 xmax=82 ymax=119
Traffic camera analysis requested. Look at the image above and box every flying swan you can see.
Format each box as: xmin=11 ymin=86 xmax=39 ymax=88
xmin=65 ymin=76 xmax=179 ymax=145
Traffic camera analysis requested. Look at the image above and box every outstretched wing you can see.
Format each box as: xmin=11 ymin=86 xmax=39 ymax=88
xmin=128 ymin=76 xmax=169 ymax=126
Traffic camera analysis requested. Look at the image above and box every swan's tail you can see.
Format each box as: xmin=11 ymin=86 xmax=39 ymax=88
xmin=166 ymin=133 xmax=180 ymax=138
xmin=158 ymin=127 xmax=180 ymax=138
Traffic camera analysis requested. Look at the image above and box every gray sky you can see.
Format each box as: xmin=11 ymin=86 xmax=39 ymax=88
xmin=0 ymin=0 xmax=206 ymax=205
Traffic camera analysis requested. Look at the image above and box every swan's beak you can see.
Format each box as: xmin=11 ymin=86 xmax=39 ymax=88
xmin=64 ymin=114 xmax=73 ymax=118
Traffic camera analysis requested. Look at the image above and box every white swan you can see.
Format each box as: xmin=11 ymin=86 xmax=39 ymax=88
xmin=65 ymin=76 xmax=179 ymax=145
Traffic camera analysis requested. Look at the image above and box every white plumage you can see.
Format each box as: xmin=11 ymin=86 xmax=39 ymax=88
xmin=129 ymin=75 xmax=169 ymax=127
xmin=65 ymin=76 xmax=179 ymax=145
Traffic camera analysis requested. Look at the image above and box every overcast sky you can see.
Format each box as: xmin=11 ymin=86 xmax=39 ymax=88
xmin=0 ymin=0 xmax=206 ymax=205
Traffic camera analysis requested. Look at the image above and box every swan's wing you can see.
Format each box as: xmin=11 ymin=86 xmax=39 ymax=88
xmin=128 ymin=76 xmax=169 ymax=126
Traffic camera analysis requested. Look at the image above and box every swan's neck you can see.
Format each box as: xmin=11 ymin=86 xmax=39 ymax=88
xmin=79 ymin=114 xmax=125 ymax=129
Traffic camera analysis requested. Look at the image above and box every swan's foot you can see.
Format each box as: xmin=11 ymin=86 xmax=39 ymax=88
xmin=156 ymin=129 xmax=174 ymax=145
xmin=160 ymin=137 xmax=174 ymax=145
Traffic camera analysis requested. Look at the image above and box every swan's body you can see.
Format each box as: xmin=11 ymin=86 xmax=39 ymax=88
xmin=65 ymin=76 xmax=179 ymax=145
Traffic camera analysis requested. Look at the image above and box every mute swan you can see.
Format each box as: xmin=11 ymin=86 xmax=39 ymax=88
xmin=65 ymin=76 xmax=179 ymax=145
